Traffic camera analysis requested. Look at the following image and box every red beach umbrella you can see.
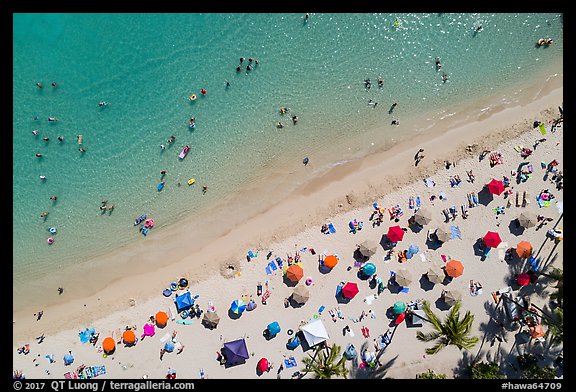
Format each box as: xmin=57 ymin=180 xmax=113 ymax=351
xmin=483 ymin=231 xmax=502 ymax=248
xmin=486 ymin=178 xmax=505 ymax=195
xmin=387 ymin=225 xmax=405 ymax=242
xmin=517 ymin=273 xmax=531 ymax=287
xmin=341 ymin=282 xmax=359 ymax=299
xmin=394 ymin=312 xmax=406 ymax=325
xmin=257 ymin=357 xmax=269 ymax=373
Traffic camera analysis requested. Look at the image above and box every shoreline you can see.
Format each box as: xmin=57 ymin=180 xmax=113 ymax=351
xmin=13 ymin=75 xmax=563 ymax=345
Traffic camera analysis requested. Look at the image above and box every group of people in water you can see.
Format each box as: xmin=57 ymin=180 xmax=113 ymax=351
xmin=236 ymin=56 xmax=260 ymax=73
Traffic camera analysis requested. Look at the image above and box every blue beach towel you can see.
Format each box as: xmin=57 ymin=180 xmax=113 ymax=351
xmin=275 ymin=257 xmax=283 ymax=267
xmin=450 ymin=226 xmax=461 ymax=240
xmin=265 ymin=266 xmax=272 ymax=275
xmin=328 ymin=223 xmax=336 ymax=233
xmin=416 ymin=196 xmax=421 ymax=209
xmin=269 ymin=260 xmax=277 ymax=271
xmin=284 ymin=357 xmax=298 ymax=368
xmin=400 ymin=287 xmax=409 ymax=293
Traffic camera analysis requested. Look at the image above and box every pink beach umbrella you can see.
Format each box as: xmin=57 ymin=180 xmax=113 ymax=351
xmin=141 ymin=323 xmax=155 ymax=339
xmin=486 ymin=178 xmax=505 ymax=196
xmin=387 ymin=225 xmax=405 ymax=243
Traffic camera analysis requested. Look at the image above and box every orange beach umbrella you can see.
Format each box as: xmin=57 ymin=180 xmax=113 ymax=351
xmin=286 ymin=264 xmax=304 ymax=282
xmin=323 ymin=255 xmax=338 ymax=269
xmin=102 ymin=337 xmax=116 ymax=353
xmin=515 ymin=241 xmax=533 ymax=259
xmin=122 ymin=329 xmax=136 ymax=345
xmin=155 ymin=311 xmax=169 ymax=327
xmin=445 ymin=259 xmax=464 ymax=278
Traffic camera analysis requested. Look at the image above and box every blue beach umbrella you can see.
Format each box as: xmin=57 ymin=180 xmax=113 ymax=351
xmin=63 ymin=352 xmax=74 ymax=365
xmin=230 ymin=299 xmax=247 ymax=314
xmin=79 ymin=327 xmax=95 ymax=344
xmin=362 ymin=262 xmax=376 ymax=276
xmin=406 ymin=244 xmax=419 ymax=259
xmin=267 ymin=321 xmax=281 ymax=336
xmin=164 ymin=340 xmax=175 ymax=352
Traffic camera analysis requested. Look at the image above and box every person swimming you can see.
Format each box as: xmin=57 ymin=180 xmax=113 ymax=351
xmin=32 ymin=130 xmax=39 ymax=136
xmin=48 ymin=117 xmax=58 ymax=121
xmin=435 ymin=57 xmax=442 ymax=71
xmin=98 ymin=101 xmax=109 ymax=107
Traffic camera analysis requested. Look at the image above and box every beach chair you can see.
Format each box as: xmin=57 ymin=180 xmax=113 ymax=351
xmin=442 ymin=209 xmax=450 ymax=222
xmin=400 ymin=287 xmax=409 ymax=294
xmin=415 ymin=196 xmax=421 ymax=210
xmin=472 ymin=192 xmax=479 ymax=206
xmin=409 ymin=196 xmax=415 ymax=209
xmin=328 ymin=223 xmax=336 ymax=233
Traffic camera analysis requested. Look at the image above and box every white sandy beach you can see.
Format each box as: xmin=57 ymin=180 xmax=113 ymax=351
xmin=13 ymin=84 xmax=563 ymax=379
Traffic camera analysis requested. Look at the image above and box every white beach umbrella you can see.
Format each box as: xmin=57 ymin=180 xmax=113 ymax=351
xmin=301 ymin=318 xmax=329 ymax=347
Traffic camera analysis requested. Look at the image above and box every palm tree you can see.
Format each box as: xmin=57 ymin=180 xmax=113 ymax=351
xmin=302 ymin=343 xmax=348 ymax=379
xmin=545 ymin=268 xmax=563 ymax=308
xmin=543 ymin=307 xmax=563 ymax=347
xmin=416 ymin=300 xmax=479 ymax=355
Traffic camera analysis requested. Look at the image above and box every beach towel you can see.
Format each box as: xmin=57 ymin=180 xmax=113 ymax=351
xmin=556 ymin=201 xmax=563 ymax=214
xmin=419 ymin=253 xmax=427 ymax=263
xmin=415 ymin=196 xmax=421 ymax=209
xmin=268 ymin=260 xmax=278 ymax=271
xmin=424 ymin=178 xmax=436 ymax=187
xmin=160 ymin=333 xmax=171 ymax=343
xmin=328 ymin=223 xmax=336 ymax=233
xmin=400 ymin=287 xmax=409 ymax=293
xmin=275 ymin=257 xmax=283 ymax=267
xmin=265 ymin=265 xmax=272 ymax=275
xmin=439 ymin=191 xmax=447 ymax=201
xmin=409 ymin=196 xmax=415 ymax=209
xmin=64 ymin=371 xmax=79 ymax=379
xmin=450 ymin=226 xmax=461 ymax=240
xmin=538 ymin=122 xmax=547 ymax=135
xmin=284 ymin=357 xmax=298 ymax=368
xmin=364 ymin=295 xmax=377 ymax=305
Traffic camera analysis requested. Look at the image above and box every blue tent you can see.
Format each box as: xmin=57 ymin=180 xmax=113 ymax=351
xmin=406 ymin=244 xmax=419 ymax=259
xmin=222 ymin=338 xmax=249 ymax=365
xmin=175 ymin=292 xmax=194 ymax=312
xmin=286 ymin=335 xmax=301 ymax=350
xmin=79 ymin=327 xmax=95 ymax=344
xmin=267 ymin=321 xmax=281 ymax=336
xmin=63 ymin=352 xmax=74 ymax=365
xmin=164 ymin=341 xmax=175 ymax=352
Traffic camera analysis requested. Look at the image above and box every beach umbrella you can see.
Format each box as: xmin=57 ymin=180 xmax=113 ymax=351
xmin=174 ymin=291 xmax=194 ymax=312
xmin=222 ymin=338 xmax=249 ymax=365
xmin=518 ymin=211 xmax=538 ymax=228
xmin=517 ymin=273 xmax=531 ymax=287
xmin=143 ymin=323 xmax=155 ymax=337
xmin=529 ymin=324 xmax=545 ymax=339
xmin=63 ymin=352 xmax=74 ymax=365
xmin=341 ymin=282 xmax=359 ymax=299
xmin=230 ymin=299 xmax=247 ymax=314
xmin=267 ymin=321 xmax=281 ymax=336
xmin=395 ymin=269 xmax=412 ymax=286
xmin=426 ymin=267 xmax=444 ymax=284
xmin=442 ymin=290 xmax=462 ymax=306
xmin=323 ymin=255 xmax=338 ymax=268
xmin=487 ymin=178 xmax=505 ymax=195
xmin=483 ymin=231 xmax=502 ymax=248
xmin=387 ymin=225 xmax=405 ymax=242
xmin=435 ymin=226 xmax=451 ymax=243
xmin=301 ymin=319 xmax=329 ymax=347
xmin=79 ymin=327 xmax=95 ymax=344
xmin=358 ymin=239 xmax=378 ymax=258
xmin=445 ymin=259 xmax=464 ymax=278
xmin=516 ymin=241 xmax=533 ymax=258
xmin=246 ymin=299 xmax=257 ymax=311
xmin=122 ymin=330 xmax=136 ymax=345
xmin=164 ymin=340 xmax=175 ymax=353
xmin=202 ymin=311 xmax=220 ymax=328
xmin=102 ymin=337 xmax=116 ymax=353
xmin=393 ymin=301 xmax=407 ymax=314
xmin=406 ymin=244 xmax=420 ymax=259
xmin=394 ymin=312 xmax=406 ymax=325
xmin=361 ymin=262 xmax=377 ymax=277
xmin=155 ymin=311 xmax=168 ymax=327
xmin=285 ymin=264 xmax=304 ymax=282
xmin=292 ymin=285 xmax=310 ymax=304
xmin=414 ymin=208 xmax=433 ymax=226
xmin=257 ymin=357 xmax=269 ymax=373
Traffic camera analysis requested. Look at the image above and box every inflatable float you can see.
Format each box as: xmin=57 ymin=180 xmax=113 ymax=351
xmin=134 ymin=214 xmax=147 ymax=226
xmin=179 ymin=145 xmax=190 ymax=159
xmin=187 ymin=178 xmax=196 ymax=185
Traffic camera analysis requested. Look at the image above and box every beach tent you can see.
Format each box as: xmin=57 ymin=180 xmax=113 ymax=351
xmin=142 ymin=323 xmax=155 ymax=338
xmin=102 ymin=337 xmax=116 ymax=354
xmin=358 ymin=239 xmax=378 ymax=258
xmin=292 ymin=285 xmax=310 ymax=304
xmin=79 ymin=327 xmax=96 ymax=344
xmin=230 ymin=299 xmax=247 ymax=314
xmin=406 ymin=244 xmax=419 ymax=259
xmin=155 ymin=311 xmax=169 ymax=327
xmin=518 ymin=211 xmax=538 ymax=229
xmin=426 ymin=267 xmax=444 ymax=284
xmin=341 ymin=282 xmax=359 ymax=299
xmin=164 ymin=340 xmax=175 ymax=353
xmin=361 ymin=262 xmax=376 ymax=277
xmin=323 ymin=255 xmax=338 ymax=269
xmin=301 ymin=319 xmax=329 ymax=347
xmin=516 ymin=241 xmax=533 ymax=258
xmin=246 ymin=299 xmax=257 ymax=311
xmin=393 ymin=301 xmax=407 ymax=314
xmin=435 ymin=226 xmax=452 ymax=243
xmin=486 ymin=178 xmax=505 ymax=195
xmin=174 ymin=292 xmax=194 ymax=313
xmin=122 ymin=330 xmax=136 ymax=345
xmin=483 ymin=231 xmax=502 ymax=248
xmin=202 ymin=311 xmax=220 ymax=329
xmin=222 ymin=338 xmax=250 ymax=365
xmin=442 ymin=290 xmax=462 ymax=306
xmin=414 ymin=208 xmax=433 ymax=226
xmin=257 ymin=358 xmax=269 ymax=373
xmin=285 ymin=264 xmax=304 ymax=282
xmin=395 ymin=269 xmax=413 ymax=286
xmin=445 ymin=260 xmax=464 ymax=278
xmin=63 ymin=352 xmax=75 ymax=365
xmin=266 ymin=321 xmax=281 ymax=336
xmin=387 ymin=225 xmax=405 ymax=242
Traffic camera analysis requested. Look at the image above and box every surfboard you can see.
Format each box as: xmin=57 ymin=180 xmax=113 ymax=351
xmin=176 ymin=319 xmax=193 ymax=325
xmin=157 ymin=182 xmax=165 ymax=191
xmin=538 ymin=123 xmax=547 ymax=135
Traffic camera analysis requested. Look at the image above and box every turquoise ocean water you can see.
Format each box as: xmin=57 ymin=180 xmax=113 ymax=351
xmin=13 ymin=13 xmax=563 ymax=294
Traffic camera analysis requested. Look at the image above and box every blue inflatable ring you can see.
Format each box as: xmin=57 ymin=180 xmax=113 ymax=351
xmin=180 ymin=310 xmax=189 ymax=319
xmin=170 ymin=282 xmax=178 ymax=291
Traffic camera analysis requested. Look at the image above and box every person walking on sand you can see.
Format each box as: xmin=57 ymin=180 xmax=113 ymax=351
xmin=202 ymin=185 xmax=208 ymax=194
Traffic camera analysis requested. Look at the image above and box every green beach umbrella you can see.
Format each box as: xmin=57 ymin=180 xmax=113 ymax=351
xmin=362 ymin=262 xmax=376 ymax=276
xmin=393 ymin=301 xmax=407 ymax=314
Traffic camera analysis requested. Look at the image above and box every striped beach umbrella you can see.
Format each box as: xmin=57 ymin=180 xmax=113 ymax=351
xmin=230 ymin=299 xmax=247 ymax=314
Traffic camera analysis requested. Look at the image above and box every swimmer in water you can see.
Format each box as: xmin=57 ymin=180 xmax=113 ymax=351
xmin=48 ymin=117 xmax=58 ymax=122
xmin=57 ymin=136 xmax=64 ymax=142
xmin=98 ymin=101 xmax=109 ymax=107
xmin=36 ymin=82 xmax=43 ymax=89
xmin=36 ymin=153 xmax=43 ymax=157
xmin=40 ymin=175 xmax=47 ymax=180
xmin=32 ymin=130 xmax=39 ymax=136
xmin=160 ymin=144 xmax=166 ymax=149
